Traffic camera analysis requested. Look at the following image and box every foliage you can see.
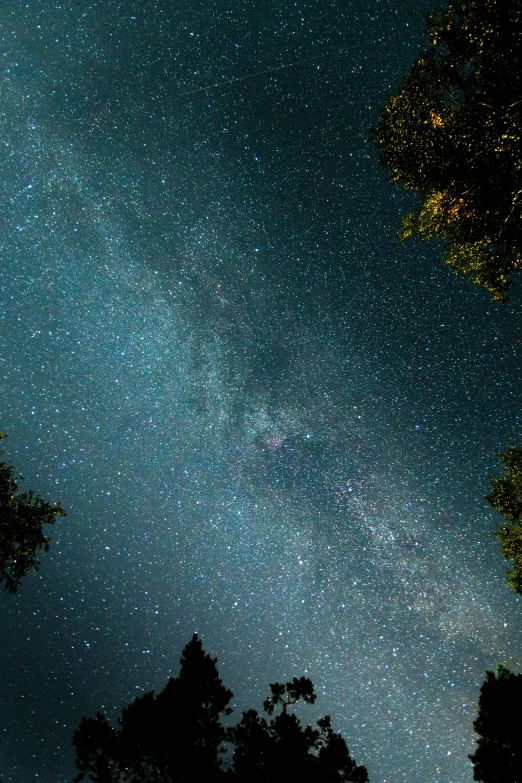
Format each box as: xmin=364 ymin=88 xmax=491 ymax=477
xmin=0 ymin=433 xmax=65 ymax=593
xmin=73 ymin=634 xmax=233 ymax=782
xmin=371 ymin=0 xmax=522 ymax=300
xmin=73 ymin=636 xmax=368 ymax=783
xmin=469 ymin=664 xmax=522 ymax=782
xmin=231 ymin=678 xmax=368 ymax=782
xmin=485 ymin=446 xmax=522 ymax=594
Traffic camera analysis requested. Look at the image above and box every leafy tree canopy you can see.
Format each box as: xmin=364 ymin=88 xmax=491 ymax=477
xmin=0 ymin=433 xmax=65 ymax=593
xmin=485 ymin=446 xmax=522 ymax=594
xmin=73 ymin=635 xmax=368 ymax=783
xmin=469 ymin=664 xmax=522 ymax=783
xmin=73 ymin=634 xmax=233 ymax=783
xmin=232 ymin=677 xmax=368 ymax=783
xmin=371 ymin=0 xmax=522 ymax=301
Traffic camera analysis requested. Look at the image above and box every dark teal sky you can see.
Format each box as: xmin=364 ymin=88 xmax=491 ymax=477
xmin=1 ymin=1 xmax=522 ymax=781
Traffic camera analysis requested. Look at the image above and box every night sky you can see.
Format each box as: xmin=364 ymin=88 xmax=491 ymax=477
xmin=1 ymin=1 xmax=522 ymax=781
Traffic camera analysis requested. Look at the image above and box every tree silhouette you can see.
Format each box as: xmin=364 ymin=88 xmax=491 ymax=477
xmin=371 ymin=0 xmax=522 ymax=300
xmin=469 ymin=664 xmax=522 ymax=783
xmin=73 ymin=634 xmax=233 ymax=782
xmin=0 ymin=433 xmax=65 ymax=593
xmin=485 ymin=446 xmax=522 ymax=595
xmin=73 ymin=638 xmax=369 ymax=783
xmin=231 ymin=678 xmax=368 ymax=782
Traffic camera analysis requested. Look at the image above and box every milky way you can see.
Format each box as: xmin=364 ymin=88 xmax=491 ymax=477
xmin=2 ymin=2 xmax=522 ymax=782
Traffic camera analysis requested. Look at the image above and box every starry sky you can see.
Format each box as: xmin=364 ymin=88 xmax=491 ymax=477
xmin=1 ymin=1 xmax=522 ymax=781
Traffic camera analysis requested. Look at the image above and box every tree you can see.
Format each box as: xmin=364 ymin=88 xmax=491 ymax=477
xmin=73 ymin=638 xmax=369 ymax=783
xmin=469 ymin=664 xmax=522 ymax=782
xmin=0 ymin=433 xmax=65 ymax=593
xmin=230 ymin=677 xmax=368 ymax=782
xmin=485 ymin=446 xmax=522 ymax=595
xmin=371 ymin=0 xmax=522 ymax=301
xmin=73 ymin=634 xmax=233 ymax=783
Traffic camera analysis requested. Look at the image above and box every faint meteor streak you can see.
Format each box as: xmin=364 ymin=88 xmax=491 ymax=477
xmin=178 ymin=44 xmax=372 ymax=95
